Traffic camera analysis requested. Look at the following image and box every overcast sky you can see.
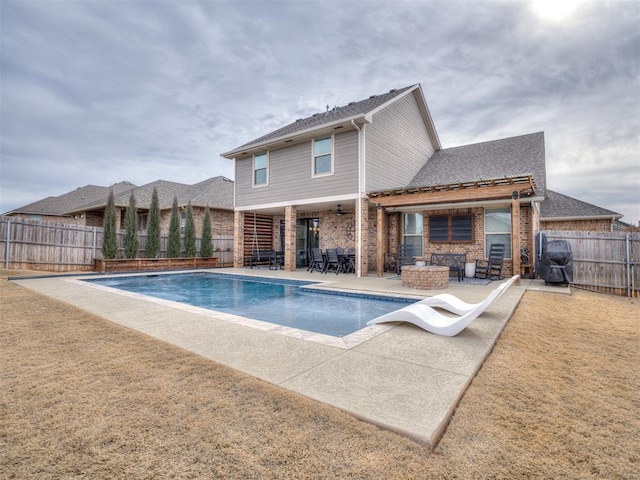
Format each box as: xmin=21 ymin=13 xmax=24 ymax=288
xmin=1 ymin=0 xmax=638 ymax=225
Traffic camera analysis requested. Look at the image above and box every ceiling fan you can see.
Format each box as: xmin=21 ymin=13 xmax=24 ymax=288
xmin=336 ymin=204 xmax=348 ymax=216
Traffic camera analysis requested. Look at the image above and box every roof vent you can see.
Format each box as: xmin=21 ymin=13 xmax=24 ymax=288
xmin=348 ymin=101 xmax=356 ymax=106
xmin=369 ymin=95 xmax=376 ymax=99
xmin=312 ymin=113 xmax=320 ymax=117
xmin=389 ymin=88 xmax=397 ymax=93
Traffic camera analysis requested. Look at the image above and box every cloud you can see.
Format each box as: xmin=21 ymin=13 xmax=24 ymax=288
xmin=1 ymin=0 xmax=638 ymax=225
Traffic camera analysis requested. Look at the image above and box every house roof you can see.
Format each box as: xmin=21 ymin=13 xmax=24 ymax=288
xmin=222 ymin=84 xmax=440 ymax=157
xmin=76 ymin=176 xmax=234 ymax=212
xmin=540 ymin=190 xmax=622 ymax=221
xmin=4 ymin=181 xmax=136 ymax=216
xmin=407 ymin=132 xmax=547 ymax=197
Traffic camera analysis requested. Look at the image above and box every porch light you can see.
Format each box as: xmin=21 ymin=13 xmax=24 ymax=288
xmin=512 ymin=191 xmax=519 ymax=200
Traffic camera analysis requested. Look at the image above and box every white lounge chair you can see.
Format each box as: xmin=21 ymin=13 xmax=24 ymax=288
xmin=417 ymin=275 xmax=520 ymax=315
xmin=366 ymin=275 xmax=520 ymax=336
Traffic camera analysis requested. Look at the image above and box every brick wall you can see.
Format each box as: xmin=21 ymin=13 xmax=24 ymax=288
xmin=401 ymin=266 xmax=449 ymax=290
xmin=540 ymin=219 xmax=613 ymax=232
xmin=387 ymin=205 xmax=537 ymax=278
xmin=233 ymin=211 xmax=244 ymax=268
xmin=318 ymin=212 xmax=356 ymax=250
xmin=159 ymin=207 xmax=233 ymax=236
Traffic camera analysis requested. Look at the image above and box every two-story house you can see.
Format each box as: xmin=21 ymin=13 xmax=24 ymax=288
xmin=222 ymin=84 xmax=546 ymax=278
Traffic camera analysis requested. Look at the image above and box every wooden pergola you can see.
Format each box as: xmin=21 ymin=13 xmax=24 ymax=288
xmin=368 ymin=175 xmax=537 ymax=281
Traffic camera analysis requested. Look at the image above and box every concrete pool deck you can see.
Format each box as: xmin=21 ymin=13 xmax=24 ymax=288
xmin=11 ymin=269 xmax=569 ymax=447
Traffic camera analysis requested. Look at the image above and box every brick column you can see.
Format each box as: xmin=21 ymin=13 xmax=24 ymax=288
xmin=356 ymin=198 xmax=369 ymax=277
xmin=376 ymin=203 xmax=386 ymax=277
xmin=284 ymin=205 xmax=297 ymax=272
xmin=233 ymin=211 xmax=245 ymax=268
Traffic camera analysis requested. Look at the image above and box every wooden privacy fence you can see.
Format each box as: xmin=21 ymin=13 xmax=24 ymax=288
xmin=540 ymin=230 xmax=639 ymax=297
xmin=0 ymin=216 xmax=234 ymax=272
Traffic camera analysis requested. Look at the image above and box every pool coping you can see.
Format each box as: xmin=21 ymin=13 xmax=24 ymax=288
xmin=11 ymin=268 xmax=533 ymax=448
xmin=74 ymin=272 xmax=409 ymax=350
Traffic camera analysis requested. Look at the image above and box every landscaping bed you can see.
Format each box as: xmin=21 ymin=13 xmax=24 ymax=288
xmin=93 ymin=257 xmax=219 ymax=273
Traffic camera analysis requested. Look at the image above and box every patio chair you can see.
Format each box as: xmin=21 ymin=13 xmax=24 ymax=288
xmin=308 ymin=248 xmax=326 ymax=273
xmin=396 ymin=244 xmax=414 ymax=275
xmin=417 ymin=275 xmax=519 ymax=315
xmin=324 ymin=248 xmax=342 ymax=274
xmin=344 ymin=247 xmax=356 ymax=273
xmin=475 ymin=244 xmax=505 ymax=280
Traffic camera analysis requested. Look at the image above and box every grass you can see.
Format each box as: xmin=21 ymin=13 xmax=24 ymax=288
xmin=1 ymin=269 xmax=638 ymax=478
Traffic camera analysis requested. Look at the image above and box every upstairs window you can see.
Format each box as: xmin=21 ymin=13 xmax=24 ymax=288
xmin=313 ymin=136 xmax=333 ymax=176
xmin=253 ymin=153 xmax=268 ymax=186
xmin=429 ymin=215 xmax=473 ymax=242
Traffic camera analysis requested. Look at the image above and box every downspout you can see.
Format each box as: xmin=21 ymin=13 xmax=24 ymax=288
xmin=351 ymin=119 xmax=363 ymax=277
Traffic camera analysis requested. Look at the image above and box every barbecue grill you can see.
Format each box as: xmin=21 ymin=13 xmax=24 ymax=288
xmin=536 ymin=233 xmax=573 ymax=285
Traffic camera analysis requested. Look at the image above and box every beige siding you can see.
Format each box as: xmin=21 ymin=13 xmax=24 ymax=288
xmin=235 ymin=130 xmax=359 ymax=208
xmin=365 ymin=90 xmax=435 ymax=191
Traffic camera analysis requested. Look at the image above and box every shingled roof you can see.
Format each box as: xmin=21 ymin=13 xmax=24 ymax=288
xmin=222 ymin=85 xmax=419 ymax=156
xmin=540 ymin=190 xmax=622 ymax=220
xmin=76 ymin=176 xmax=234 ymax=212
xmin=407 ymin=132 xmax=546 ymax=196
xmin=5 ymin=181 xmax=136 ymax=216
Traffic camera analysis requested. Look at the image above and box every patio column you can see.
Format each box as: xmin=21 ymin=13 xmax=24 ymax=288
xmin=233 ymin=211 xmax=245 ymax=268
xmin=356 ymin=198 xmax=369 ymax=277
xmin=284 ymin=205 xmax=297 ymax=272
xmin=511 ymin=193 xmax=521 ymax=285
xmin=376 ymin=203 xmax=386 ymax=277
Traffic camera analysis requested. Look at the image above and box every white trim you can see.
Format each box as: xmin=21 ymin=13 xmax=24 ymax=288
xmin=221 ymin=114 xmax=368 ymax=158
xmin=252 ymin=152 xmax=269 ymax=188
xmin=485 ymin=206 xmax=513 ymax=260
xmin=364 ymin=85 xmax=418 ymax=120
xmin=540 ymin=215 xmax=622 ymax=222
xmin=311 ymin=135 xmax=334 ymax=178
xmin=235 ymin=193 xmax=359 ymax=212
xmin=364 ymin=84 xmax=442 ymax=151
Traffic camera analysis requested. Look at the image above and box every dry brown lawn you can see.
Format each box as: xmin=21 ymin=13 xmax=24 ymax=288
xmin=1 ymin=269 xmax=638 ymax=479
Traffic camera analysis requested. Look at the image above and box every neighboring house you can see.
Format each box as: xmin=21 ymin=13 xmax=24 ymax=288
xmin=539 ymin=190 xmax=623 ymax=232
xmin=5 ymin=177 xmax=235 ymax=238
xmin=3 ymin=181 xmax=137 ymax=224
xmin=222 ymin=83 xmax=546 ymax=277
xmin=67 ymin=176 xmax=235 ymax=237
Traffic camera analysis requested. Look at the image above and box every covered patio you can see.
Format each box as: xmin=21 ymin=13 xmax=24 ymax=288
xmin=369 ymin=175 xmax=539 ymax=283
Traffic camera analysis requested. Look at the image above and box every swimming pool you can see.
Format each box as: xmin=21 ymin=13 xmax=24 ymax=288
xmin=85 ymin=272 xmax=414 ymax=337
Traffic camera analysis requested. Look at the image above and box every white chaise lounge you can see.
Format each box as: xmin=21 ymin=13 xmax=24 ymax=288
xmin=366 ymin=275 xmax=520 ymax=337
xmin=417 ymin=275 xmax=520 ymax=315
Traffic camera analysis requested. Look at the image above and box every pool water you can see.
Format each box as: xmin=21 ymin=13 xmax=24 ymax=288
xmin=85 ymin=273 xmax=413 ymax=337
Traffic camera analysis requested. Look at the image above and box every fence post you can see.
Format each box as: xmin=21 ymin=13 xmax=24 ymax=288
xmin=5 ymin=218 xmax=11 ymax=269
xmin=626 ymin=233 xmax=631 ymax=298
